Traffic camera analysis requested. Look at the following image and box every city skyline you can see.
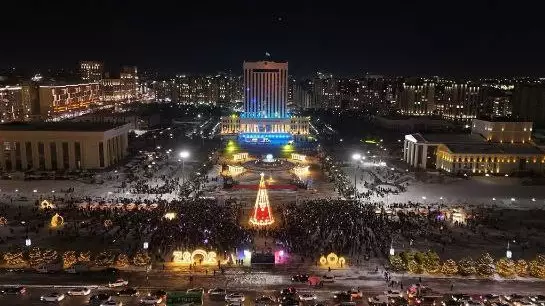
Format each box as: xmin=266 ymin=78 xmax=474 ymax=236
xmin=1 ymin=0 xmax=545 ymax=77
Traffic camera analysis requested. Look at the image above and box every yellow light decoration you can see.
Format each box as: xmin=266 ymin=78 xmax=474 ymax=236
xmin=3 ymin=251 xmax=26 ymax=266
xmin=496 ymin=258 xmax=516 ymax=278
xmin=0 ymin=216 xmax=7 ymax=226
xmin=319 ymin=253 xmax=347 ymax=268
xmin=116 ymin=253 xmax=130 ymax=267
xmin=78 ymin=251 xmax=91 ymax=263
xmin=319 ymin=256 xmax=327 ymax=265
xmin=515 ymin=259 xmax=529 ymax=277
xmin=164 ymin=212 xmax=177 ymax=220
xmin=94 ymin=251 xmax=115 ymax=266
xmin=441 ymin=259 xmax=458 ymax=275
xmin=40 ymin=200 xmax=55 ymax=209
xmin=62 ymin=251 xmax=77 ymax=268
xmin=327 ymin=253 xmax=338 ymax=265
xmin=133 ymin=251 xmax=151 ymax=266
xmin=172 ymin=250 xmax=218 ymax=265
xmin=50 ymin=213 xmax=64 ymax=228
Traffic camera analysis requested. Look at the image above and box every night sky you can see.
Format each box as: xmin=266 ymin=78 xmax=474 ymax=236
xmin=1 ymin=0 xmax=544 ymax=77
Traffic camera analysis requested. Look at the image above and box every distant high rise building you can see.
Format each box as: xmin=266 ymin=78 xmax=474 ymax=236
xmin=220 ymin=61 xmax=309 ymax=142
xmin=443 ymin=82 xmax=480 ymax=120
xmin=0 ymin=85 xmax=34 ymax=122
xmin=512 ymin=84 xmax=545 ymax=127
xmin=100 ymin=66 xmax=139 ymax=103
xmin=37 ymin=83 xmax=100 ymax=120
xmin=243 ymin=61 xmax=288 ymax=118
xmin=312 ymin=73 xmax=336 ymax=109
xmin=399 ymin=79 xmax=435 ymax=115
xmin=79 ymin=61 xmax=104 ymax=82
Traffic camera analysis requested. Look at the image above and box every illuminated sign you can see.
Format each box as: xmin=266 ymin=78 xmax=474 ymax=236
xmin=172 ymin=250 xmax=218 ymax=265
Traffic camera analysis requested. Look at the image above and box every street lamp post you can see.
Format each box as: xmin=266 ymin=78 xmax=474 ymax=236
xmin=179 ymin=151 xmax=190 ymax=185
xmin=352 ymin=153 xmax=361 ymax=200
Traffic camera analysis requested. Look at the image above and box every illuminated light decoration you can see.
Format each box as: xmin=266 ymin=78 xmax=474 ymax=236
xmin=50 ymin=213 xmax=64 ymax=228
xmin=227 ymin=165 xmax=245 ymax=177
xmin=233 ymin=152 xmax=249 ymax=161
xmin=0 ymin=216 xmax=7 ymax=226
xmin=164 ymin=212 xmax=177 ymax=220
xmin=4 ymin=251 xmax=26 ymax=266
xmin=116 ymin=253 xmax=130 ymax=267
xmin=133 ymin=251 xmax=151 ymax=266
xmin=78 ymin=251 xmax=91 ymax=263
xmin=293 ymin=166 xmax=309 ymax=179
xmin=172 ymin=250 xmax=218 ymax=265
xmin=249 ymin=173 xmax=274 ymax=226
xmin=319 ymin=253 xmax=347 ymax=268
xmin=62 ymin=251 xmax=77 ymax=268
xmin=40 ymin=200 xmax=55 ymax=209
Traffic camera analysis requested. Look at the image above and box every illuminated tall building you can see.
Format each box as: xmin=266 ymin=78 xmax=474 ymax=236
xmin=399 ymin=79 xmax=436 ymax=115
xmin=220 ymin=61 xmax=309 ymax=142
xmin=0 ymin=86 xmax=34 ymax=123
xmin=79 ymin=61 xmax=104 ymax=82
xmin=443 ymin=82 xmax=480 ymax=120
xmin=243 ymin=61 xmax=288 ymax=118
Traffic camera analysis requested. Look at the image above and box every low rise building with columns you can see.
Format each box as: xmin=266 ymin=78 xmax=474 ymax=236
xmin=0 ymin=122 xmax=130 ymax=171
xmin=404 ymin=133 xmax=485 ymax=169
xmin=404 ymin=119 xmax=545 ymax=175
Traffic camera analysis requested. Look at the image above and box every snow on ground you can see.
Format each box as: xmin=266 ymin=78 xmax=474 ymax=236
xmin=343 ymin=163 xmax=545 ymax=210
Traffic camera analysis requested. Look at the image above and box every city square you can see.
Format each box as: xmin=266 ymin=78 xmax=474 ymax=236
xmin=1 ymin=2 xmax=545 ymax=305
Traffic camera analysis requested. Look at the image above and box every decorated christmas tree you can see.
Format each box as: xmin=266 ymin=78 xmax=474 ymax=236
xmin=249 ymin=173 xmax=274 ymax=226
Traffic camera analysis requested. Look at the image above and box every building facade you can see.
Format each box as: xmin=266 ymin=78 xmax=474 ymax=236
xmin=79 ymin=61 xmax=104 ymax=82
xmin=0 ymin=122 xmax=130 ymax=171
xmin=471 ymin=119 xmax=532 ymax=143
xmin=443 ymin=83 xmax=480 ymax=120
xmin=38 ymin=83 xmax=100 ymax=120
xmin=243 ymin=61 xmax=288 ymax=118
xmin=399 ymin=81 xmax=435 ymax=115
xmin=0 ymin=86 xmax=34 ymax=123
xmin=436 ymin=143 xmax=545 ymax=174
xmin=220 ymin=61 xmax=309 ymax=141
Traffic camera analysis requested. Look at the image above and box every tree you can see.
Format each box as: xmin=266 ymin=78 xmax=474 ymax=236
xmin=408 ymin=259 xmax=422 ymax=274
xmin=495 ymin=258 xmax=515 ymax=278
xmin=458 ymin=257 xmax=476 ymax=276
xmin=400 ymin=251 xmax=415 ymax=266
xmin=441 ymin=259 xmax=458 ymax=275
xmin=95 ymin=251 xmax=115 ymax=267
xmin=389 ymin=254 xmax=406 ymax=271
xmin=62 ymin=251 xmax=77 ymax=268
xmin=116 ymin=254 xmax=129 ymax=267
xmin=133 ymin=251 xmax=151 ymax=266
xmin=422 ymin=251 xmax=441 ymax=274
xmin=78 ymin=251 xmax=91 ymax=263
xmin=515 ymin=259 xmax=528 ymax=277
xmin=476 ymin=253 xmax=495 ymax=277
xmin=3 ymin=251 xmax=26 ymax=266
xmin=529 ymin=255 xmax=545 ymax=279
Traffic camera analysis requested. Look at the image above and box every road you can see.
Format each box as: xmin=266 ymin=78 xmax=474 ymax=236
xmin=0 ymin=269 xmax=544 ymax=305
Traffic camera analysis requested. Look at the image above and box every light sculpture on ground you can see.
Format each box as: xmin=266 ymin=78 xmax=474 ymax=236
xmin=249 ymin=173 xmax=274 ymax=226
xmin=50 ymin=213 xmax=64 ymax=228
